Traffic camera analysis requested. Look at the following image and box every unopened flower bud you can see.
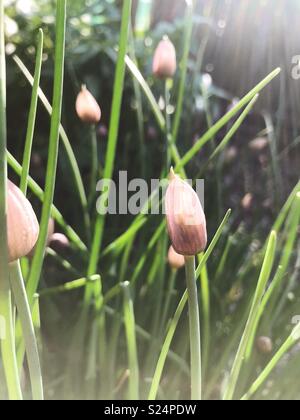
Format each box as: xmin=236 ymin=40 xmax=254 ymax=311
xmin=256 ymin=336 xmax=273 ymax=355
xmin=153 ymin=37 xmax=177 ymax=79
xmin=165 ymin=169 xmax=207 ymax=256
xmin=75 ymin=85 xmax=101 ymax=124
xmin=7 ymin=180 xmax=39 ymax=262
xmin=49 ymin=233 xmax=70 ymax=253
xmin=168 ymin=245 xmax=185 ymax=270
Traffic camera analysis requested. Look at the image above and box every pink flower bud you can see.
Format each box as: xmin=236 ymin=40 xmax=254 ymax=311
xmin=49 ymin=233 xmax=70 ymax=253
xmin=256 ymin=336 xmax=273 ymax=355
xmin=168 ymin=245 xmax=185 ymax=270
xmin=165 ymin=169 xmax=207 ymax=256
xmin=7 ymin=180 xmax=39 ymax=262
xmin=153 ymin=37 xmax=177 ymax=79
xmin=75 ymin=85 xmax=101 ymax=124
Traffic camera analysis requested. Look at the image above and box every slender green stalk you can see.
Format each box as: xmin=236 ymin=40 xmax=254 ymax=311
xmin=20 ymin=29 xmax=43 ymax=195
xmin=88 ymin=124 xmax=98 ymax=207
xmin=39 ymin=275 xmax=100 ymax=297
xmin=185 ymin=256 xmax=202 ymax=400
xmin=86 ymin=0 xmax=132 ymax=290
xmin=128 ymin=28 xmax=146 ymax=177
xmin=245 ymin=192 xmax=300 ymax=360
xmin=242 ymin=324 xmax=300 ymax=400
xmin=205 ymin=94 xmax=259 ymax=167
xmin=165 ymin=79 xmax=172 ymax=169
xmin=0 ymin=0 xmax=22 ymax=400
xmin=223 ymin=231 xmax=277 ymax=400
xmin=172 ymin=0 xmax=194 ymax=144
xmin=148 ymin=210 xmax=231 ymax=400
xmin=148 ymin=290 xmax=186 ymax=400
xmin=9 ymin=261 xmax=43 ymax=400
xmin=13 ymin=55 xmax=91 ymax=239
xmin=176 ymin=68 xmax=281 ymax=170
xmin=122 ymin=281 xmax=139 ymax=400
xmin=26 ymin=0 xmax=67 ymax=304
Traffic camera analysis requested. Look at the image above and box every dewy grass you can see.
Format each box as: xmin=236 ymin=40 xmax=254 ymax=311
xmin=0 ymin=0 xmax=22 ymax=400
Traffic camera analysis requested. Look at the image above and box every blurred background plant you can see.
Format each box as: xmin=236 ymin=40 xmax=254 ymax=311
xmin=1 ymin=0 xmax=300 ymax=400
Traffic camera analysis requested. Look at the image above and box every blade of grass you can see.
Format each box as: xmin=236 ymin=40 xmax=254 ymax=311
xmin=7 ymin=151 xmax=87 ymax=252
xmin=241 ymin=323 xmax=300 ymax=400
xmin=122 ymin=281 xmax=139 ymax=400
xmin=86 ymin=0 xmax=132 ymax=293
xmin=26 ymin=0 xmax=67 ymax=304
xmin=9 ymin=261 xmax=43 ymax=400
xmin=39 ymin=275 xmax=100 ymax=298
xmin=20 ymin=29 xmax=43 ymax=195
xmin=13 ymin=55 xmax=91 ymax=239
xmin=223 ymin=231 xmax=277 ymax=400
xmin=172 ymin=0 xmax=194 ymax=144
xmin=0 ymin=0 xmax=22 ymax=400
xmin=176 ymin=68 xmax=281 ymax=170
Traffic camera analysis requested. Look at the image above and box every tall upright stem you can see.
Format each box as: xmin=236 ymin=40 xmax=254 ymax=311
xmin=185 ymin=256 xmax=202 ymax=400
xmin=9 ymin=261 xmax=44 ymax=400
xmin=0 ymin=0 xmax=22 ymax=400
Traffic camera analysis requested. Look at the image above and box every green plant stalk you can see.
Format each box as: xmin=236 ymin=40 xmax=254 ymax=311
xmin=7 ymin=151 xmax=87 ymax=252
xmin=223 ymin=231 xmax=277 ymax=400
xmin=245 ymin=192 xmax=300 ymax=360
xmin=26 ymin=0 xmax=66 ymax=304
xmin=185 ymin=256 xmax=202 ymax=400
xmin=199 ymin=262 xmax=210 ymax=378
xmin=85 ymin=0 xmax=132 ymax=296
xmin=9 ymin=261 xmax=43 ymax=400
xmin=39 ymin=274 xmax=100 ymax=297
xmin=147 ymin=210 xmax=231 ymax=400
xmin=20 ymin=29 xmax=43 ymax=195
xmin=241 ymin=325 xmax=300 ymax=400
xmin=105 ymin=305 xmax=189 ymax=376
xmin=172 ymin=0 xmax=194 ymax=144
xmin=206 ymin=94 xmax=259 ymax=166
xmin=0 ymin=0 xmax=22 ymax=400
xmin=148 ymin=290 xmax=186 ymax=400
xmin=13 ymin=55 xmax=91 ymax=239
xmin=161 ymin=269 xmax=177 ymax=329
xmin=122 ymin=282 xmax=139 ymax=400
xmin=176 ymin=68 xmax=281 ymax=170
xmin=88 ymin=124 xmax=98 ymax=208
xmin=45 ymin=247 xmax=79 ymax=276
xmin=128 ymin=28 xmax=146 ymax=177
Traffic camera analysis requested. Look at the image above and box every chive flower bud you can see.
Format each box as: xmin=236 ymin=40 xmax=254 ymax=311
xmin=7 ymin=180 xmax=39 ymax=262
xmin=168 ymin=245 xmax=185 ymax=270
xmin=49 ymin=233 xmax=70 ymax=253
xmin=153 ymin=37 xmax=177 ymax=79
xmin=75 ymin=85 xmax=101 ymax=124
xmin=165 ymin=169 xmax=207 ymax=256
xmin=256 ymin=336 xmax=273 ymax=355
